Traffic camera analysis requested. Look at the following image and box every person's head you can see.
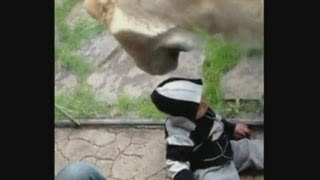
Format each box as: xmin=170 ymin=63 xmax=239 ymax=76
xmin=56 ymin=161 xmax=106 ymax=180
xmin=151 ymin=77 xmax=208 ymax=120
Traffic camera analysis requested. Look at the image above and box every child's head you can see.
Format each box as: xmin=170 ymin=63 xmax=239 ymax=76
xmin=151 ymin=77 xmax=206 ymax=120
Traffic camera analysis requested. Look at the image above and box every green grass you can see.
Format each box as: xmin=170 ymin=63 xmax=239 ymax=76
xmin=116 ymin=93 xmax=136 ymax=112
xmin=201 ymin=34 xmax=242 ymax=112
xmin=247 ymin=47 xmax=264 ymax=58
xmin=194 ymin=28 xmax=263 ymax=116
xmin=55 ymin=83 xmax=110 ymax=120
xmin=55 ymin=46 xmax=93 ymax=79
xmin=114 ymin=92 xmax=165 ymax=119
xmin=55 ymin=0 xmax=111 ymax=121
xmin=55 ymin=0 xmax=105 ymax=78
xmin=55 ymin=90 xmax=165 ymax=120
xmin=136 ymin=98 xmax=165 ymax=119
xmin=223 ymin=99 xmax=263 ymax=118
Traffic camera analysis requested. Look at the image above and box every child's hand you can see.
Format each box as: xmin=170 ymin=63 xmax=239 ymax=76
xmin=234 ymin=123 xmax=251 ymax=139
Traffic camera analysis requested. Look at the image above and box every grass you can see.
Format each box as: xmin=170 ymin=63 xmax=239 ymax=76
xmin=223 ymin=99 xmax=263 ymax=118
xmin=136 ymin=98 xmax=165 ymax=119
xmin=200 ymin=33 xmax=242 ymax=113
xmin=55 ymin=0 xmax=110 ymax=120
xmin=55 ymin=90 xmax=165 ymax=120
xmin=55 ymin=45 xmax=93 ymax=80
xmin=55 ymin=0 xmax=105 ymax=78
xmin=247 ymin=47 xmax=264 ymax=58
xmin=116 ymin=93 xmax=136 ymax=112
xmin=195 ymin=28 xmax=263 ymax=116
xmin=55 ymin=83 xmax=110 ymax=120
xmin=55 ymin=0 xmax=167 ymax=121
xmin=112 ymin=92 xmax=165 ymax=119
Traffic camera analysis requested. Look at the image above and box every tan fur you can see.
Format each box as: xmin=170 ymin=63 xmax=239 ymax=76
xmin=83 ymin=0 xmax=263 ymax=75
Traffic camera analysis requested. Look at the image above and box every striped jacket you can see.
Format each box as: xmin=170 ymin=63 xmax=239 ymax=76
xmin=165 ymin=108 xmax=235 ymax=180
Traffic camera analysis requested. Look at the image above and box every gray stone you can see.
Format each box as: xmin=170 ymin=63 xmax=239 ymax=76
xmin=233 ymin=113 xmax=264 ymax=121
xmin=124 ymin=144 xmax=145 ymax=156
xmin=81 ymin=157 xmax=97 ymax=166
xmin=55 ymin=0 xmax=65 ymax=7
xmin=87 ymin=72 xmax=106 ymax=89
xmin=60 ymin=75 xmax=77 ymax=90
xmin=90 ymin=130 xmax=116 ymax=146
xmin=131 ymin=129 xmax=164 ymax=144
xmin=55 ymin=128 xmax=71 ymax=142
xmin=69 ymin=129 xmax=98 ymax=140
xmin=55 ymin=142 xmax=58 ymax=152
xmin=69 ymin=129 xmax=116 ymax=147
xmin=112 ymin=154 xmax=141 ymax=179
xmin=66 ymin=2 xmax=97 ymax=30
xmin=116 ymin=132 xmax=131 ymax=151
xmin=54 ymin=127 xmax=263 ymax=179
xmin=221 ymin=56 xmax=263 ymax=100
xmin=54 ymin=65 xmax=66 ymax=81
xmin=148 ymin=170 xmax=167 ymax=180
xmin=55 ymin=150 xmax=68 ymax=175
xmin=173 ymin=50 xmax=205 ymax=78
xmin=54 ymin=65 xmax=78 ymax=94
xmin=95 ymin=160 xmax=114 ymax=178
xmin=139 ymin=141 xmax=166 ymax=178
xmin=96 ymin=143 xmax=119 ymax=160
xmin=79 ymin=32 xmax=120 ymax=67
xmin=56 ymin=139 xmax=69 ymax=151
xmin=128 ymin=140 xmax=166 ymax=179
xmin=60 ymin=139 xmax=99 ymax=161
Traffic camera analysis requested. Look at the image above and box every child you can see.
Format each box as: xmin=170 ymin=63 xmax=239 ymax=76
xmin=150 ymin=77 xmax=263 ymax=180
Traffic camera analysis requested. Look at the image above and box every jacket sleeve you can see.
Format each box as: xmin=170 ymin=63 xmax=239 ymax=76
xmin=213 ymin=113 xmax=236 ymax=138
xmin=165 ymin=119 xmax=195 ymax=180
xmin=221 ymin=118 xmax=236 ymax=138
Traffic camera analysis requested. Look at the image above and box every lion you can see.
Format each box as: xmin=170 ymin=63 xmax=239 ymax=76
xmin=83 ymin=0 xmax=263 ymax=75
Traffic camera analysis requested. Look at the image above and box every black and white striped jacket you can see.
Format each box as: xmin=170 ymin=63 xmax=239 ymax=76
xmin=165 ymin=108 xmax=235 ymax=180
